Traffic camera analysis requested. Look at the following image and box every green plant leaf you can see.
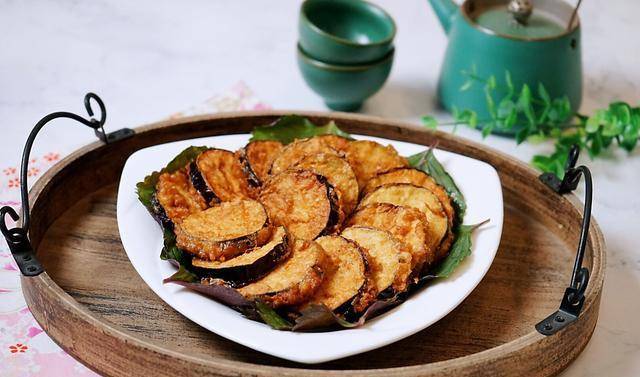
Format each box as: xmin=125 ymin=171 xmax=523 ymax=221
xmin=505 ymin=71 xmax=514 ymax=98
xmin=255 ymin=301 xmax=293 ymax=330
xmin=408 ymin=149 xmax=466 ymax=225
xmin=486 ymin=75 xmax=497 ymax=90
xmin=460 ymin=80 xmax=473 ymax=91
xmin=538 ymin=82 xmax=551 ymax=106
xmin=433 ymin=220 xmax=489 ymax=278
xmin=515 ymin=127 xmax=530 ymax=144
xmin=421 ymin=115 xmax=438 ymax=129
xmin=136 ymin=146 xmax=210 ymax=211
xmin=481 ymin=123 xmax=493 ymax=138
xmin=250 ymin=115 xmax=353 ymax=144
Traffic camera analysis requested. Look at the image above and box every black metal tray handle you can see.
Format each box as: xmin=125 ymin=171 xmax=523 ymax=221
xmin=0 ymin=94 xmax=591 ymax=336
xmin=0 ymin=93 xmax=133 ymax=276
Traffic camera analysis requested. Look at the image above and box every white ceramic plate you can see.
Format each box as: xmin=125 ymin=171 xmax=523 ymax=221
xmin=116 ymin=134 xmax=503 ymax=364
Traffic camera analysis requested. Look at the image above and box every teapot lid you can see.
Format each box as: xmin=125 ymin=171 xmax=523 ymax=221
xmin=464 ymin=0 xmax=580 ymax=40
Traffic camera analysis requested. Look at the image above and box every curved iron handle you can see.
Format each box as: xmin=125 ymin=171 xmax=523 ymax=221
xmin=0 ymin=93 xmax=133 ymax=276
xmin=536 ymin=145 xmax=593 ymax=335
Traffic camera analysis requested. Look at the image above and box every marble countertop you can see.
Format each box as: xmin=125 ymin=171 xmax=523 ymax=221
xmin=1 ymin=0 xmax=638 ymax=375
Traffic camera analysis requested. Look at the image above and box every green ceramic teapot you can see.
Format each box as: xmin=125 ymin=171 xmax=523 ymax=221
xmin=429 ymin=0 xmax=582 ymax=135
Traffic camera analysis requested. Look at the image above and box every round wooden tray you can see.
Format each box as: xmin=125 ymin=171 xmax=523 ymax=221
xmin=21 ymin=112 xmax=605 ymax=376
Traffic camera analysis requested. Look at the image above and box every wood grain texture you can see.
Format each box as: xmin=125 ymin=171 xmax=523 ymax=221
xmin=21 ymin=111 xmax=605 ymax=377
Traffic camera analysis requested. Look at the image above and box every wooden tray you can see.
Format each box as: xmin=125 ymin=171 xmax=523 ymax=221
xmin=20 ymin=112 xmax=605 ymax=376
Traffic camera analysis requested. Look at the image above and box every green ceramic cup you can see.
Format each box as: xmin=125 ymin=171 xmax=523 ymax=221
xmin=297 ymin=44 xmax=394 ymax=111
xmin=299 ymin=0 xmax=396 ymax=64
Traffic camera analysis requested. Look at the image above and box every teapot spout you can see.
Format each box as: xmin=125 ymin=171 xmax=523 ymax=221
xmin=428 ymin=0 xmax=458 ymax=34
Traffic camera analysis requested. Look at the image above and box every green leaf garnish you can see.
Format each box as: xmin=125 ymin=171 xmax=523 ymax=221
xmin=432 ymin=220 xmax=489 ymax=278
xmin=250 ymin=115 xmax=352 ymax=144
xmin=255 ymin=301 xmax=293 ymax=330
xmin=136 ymin=145 xmax=209 ymax=211
xmin=408 ymin=149 xmax=466 ymax=225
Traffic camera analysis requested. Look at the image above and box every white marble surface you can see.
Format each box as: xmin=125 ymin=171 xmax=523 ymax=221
xmin=1 ymin=0 xmax=639 ymax=375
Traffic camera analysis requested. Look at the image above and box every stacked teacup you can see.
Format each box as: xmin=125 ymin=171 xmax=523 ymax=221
xmin=298 ymin=0 xmax=396 ymax=111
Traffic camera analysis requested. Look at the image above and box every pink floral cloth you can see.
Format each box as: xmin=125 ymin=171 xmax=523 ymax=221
xmin=0 ymin=82 xmax=269 ymax=376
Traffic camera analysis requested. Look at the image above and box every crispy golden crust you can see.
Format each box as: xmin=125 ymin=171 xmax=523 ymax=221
xmin=306 ymin=236 xmax=377 ymax=312
xmin=359 ymin=184 xmax=448 ymax=266
xmin=238 ymin=239 xmax=326 ymax=308
xmin=344 ymin=140 xmax=408 ymax=189
xmin=259 ymin=170 xmax=342 ymax=240
xmin=155 ymin=168 xmax=207 ymax=225
xmin=191 ymin=227 xmax=290 ymax=286
xmin=194 ymin=149 xmax=254 ymax=203
xmin=175 ymin=200 xmax=272 ymax=261
xmin=341 ymin=227 xmax=412 ymax=295
xmin=347 ymin=203 xmax=429 ymax=274
xmin=294 ymin=153 xmax=359 ymax=215
xmin=269 ymin=138 xmax=342 ymax=176
xmin=238 ymin=141 xmax=283 ymax=185
xmin=315 ymin=134 xmax=351 ymax=152
xmin=363 ymin=168 xmax=456 ymax=262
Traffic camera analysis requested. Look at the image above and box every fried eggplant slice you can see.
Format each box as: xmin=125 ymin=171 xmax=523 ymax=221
xmin=341 ymin=227 xmax=412 ymax=296
xmin=259 ymin=170 xmax=343 ymax=240
xmin=237 ymin=140 xmax=283 ymax=186
xmin=344 ymin=140 xmax=408 ymax=189
xmin=315 ymin=134 xmax=351 ymax=152
xmin=363 ymin=168 xmax=456 ymax=262
xmin=153 ymin=167 xmax=208 ymax=229
xmin=191 ymin=227 xmax=290 ymax=287
xmin=294 ymin=153 xmax=359 ymax=215
xmin=347 ymin=203 xmax=430 ymax=274
xmin=304 ymin=235 xmax=377 ymax=313
xmin=175 ymin=199 xmax=272 ymax=261
xmin=359 ymin=184 xmax=448 ymax=265
xmin=269 ymin=137 xmax=342 ymax=175
xmin=238 ymin=238 xmax=326 ymax=308
xmin=190 ymin=149 xmax=254 ymax=204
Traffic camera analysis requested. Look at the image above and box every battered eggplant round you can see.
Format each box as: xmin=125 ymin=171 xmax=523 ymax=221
xmin=347 ymin=203 xmax=430 ymax=274
xmin=175 ymin=199 xmax=272 ymax=261
xmin=154 ymin=167 xmax=208 ymax=229
xmin=359 ymin=183 xmax=449 ymax=265
xmin=294 ymin=153 xmax=359 ymax=215
xmin=363 ymin=167 xmax=456 ymax=262
xmin=315 ymin=134 xmax=351 ymax=152
xmin=191 ymin=149 xmax=254 ymax=204
xmin=305 ymin=235 xmax=377 ymax=313
xmin=344 ymin=140 xmax=408 ymax=189
xmin=238 ymin=238 xmax=326 ymax=308
xmin=237 ymin=140 xmax=283 ymax=186
xmin=191 ymin=227 xmax=290 ymax=287
xmin=269 ymin=137 xmax=342 ymax=175
xmin=259 ymin=170 xmax=343 ymax=240
xmin=341 ymin=227 xmax=413 ymax=296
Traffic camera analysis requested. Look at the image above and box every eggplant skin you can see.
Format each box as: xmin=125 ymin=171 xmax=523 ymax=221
xmin=259 ymin=170 xmax=343 ymax=240
xmin=175 ymin=200 xmax=272 ymax=261
xmin=309 ymin=236 xmax=377 ymax=314
xmin=238 ymin=239 xmax=327 ymax=308
xmin=237 ymin=140 xmax=283 ymax=186
xmin=191 ymin=228 xmax=291 ymax=287
xmin=318 ymin=175 xmax=344 ymax=237
xmin=188 ymin=161 xmax=219 ymax=205
xmin=363 ymin=167 xmax=456 ymax=263
xmin=347 ymin=203 xmax=429 ymax=275
xmin=153 ymin=168 xmax=208 ymax=230
xmin=150 ymin=193 xmax=173 ymax=230
xmin=192 ymin=149 xmax=255 ymax=204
